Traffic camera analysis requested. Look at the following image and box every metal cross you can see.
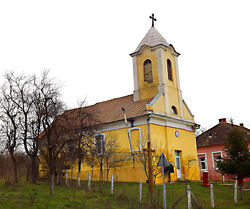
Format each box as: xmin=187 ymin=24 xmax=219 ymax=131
xmin=149 ymin=13 xmax=157 ymax=27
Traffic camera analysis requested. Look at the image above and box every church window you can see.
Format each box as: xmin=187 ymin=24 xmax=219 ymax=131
xmin=144 ymin=59 xmax=153 ymax=83
xmin=171 ymin=106 xmax=178 ymax=115
xmin=95 ymin=134 xmax=105 ymax=155
xmin=128 ymin=127 xmax=142 ymax=152
xmin=167 ymin=59 xmax=173 ymax=81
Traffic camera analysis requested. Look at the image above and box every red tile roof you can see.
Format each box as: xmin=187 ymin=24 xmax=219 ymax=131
xmin=65 ymin=94 xmax=153 ymax=125
xmin=196 ymin=122 xmax=250 ymax=147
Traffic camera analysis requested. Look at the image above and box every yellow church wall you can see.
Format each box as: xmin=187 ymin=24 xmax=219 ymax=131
xmin=149 ymin=93 xmax=166 ymax=113
xmin=136 ymin=47 xmax=159 ymax=100
xmin=167 ymin=87 xmax=181 ymax=117
xmin=63 ymin=121 xmax=199 ymax=184
xmin=182 ymin=101 xmax=194 ymax=121
xmin=163 ymin=48 xmax=179 ymax=89
xmin=165 ymin=126 xmax=200 ymax=181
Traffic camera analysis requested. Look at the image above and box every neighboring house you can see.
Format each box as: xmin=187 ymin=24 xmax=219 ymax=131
xmin=196 ymin=118 xmax=250 ymax=182
xmin=41 ymin=17 xmax=201 ymax=183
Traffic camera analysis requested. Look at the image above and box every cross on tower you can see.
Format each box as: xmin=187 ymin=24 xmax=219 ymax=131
xmin=149 ymin=13 xmax=157 ymax=27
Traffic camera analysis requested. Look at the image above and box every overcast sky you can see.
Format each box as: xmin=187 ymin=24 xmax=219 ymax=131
xmin=0 ymin=0 xmax=249 ymax=130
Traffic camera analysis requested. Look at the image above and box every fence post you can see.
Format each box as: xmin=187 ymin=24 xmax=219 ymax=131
xmin=139 ymin=181 xmax=142 ymax=203
xmin=65 ymin=170 xmax=68 ymax=186
xmin=210 ymin=184 xmax=215 ymax=208
xmin=88 ymin=172 xmax=91 ymax=190
xmin=78 ymin=172 xmax=81 ymax=187
xmin=111 ymin=174 xmax=114 ymax=194
xmin=187 ymin=185 xmax=191 ymax=209
xmin=234 ymin=179 xmax=237 ymax=204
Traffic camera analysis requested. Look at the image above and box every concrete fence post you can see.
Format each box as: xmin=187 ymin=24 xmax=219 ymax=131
xmin=65 ymin=170 xmax=68 ymax=186
xmin=234 ymin=179 xmax=238 ymax=204
xmin=210 ymin=184 xmax=215 ymax=208
xmin=139 ymin=181 xmax=142 ymax=203
xmin=88 ymin=172 xmax=91 ymax=190
xmin=111 ymin=174 xmax=114 ymax=194
xmin=187 ymin=185 xmax=191 ymax=209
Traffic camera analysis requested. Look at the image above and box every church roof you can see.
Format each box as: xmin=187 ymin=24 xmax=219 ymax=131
xmin=196 ymin=121 xmax=250 ymax=147
xmin=65 ymin=95 xmax=153 ymax=125
xmin=134 ymin=27 xmax=169 ymax=52
xmin=131 ymin=27 xmax=180 ymax=56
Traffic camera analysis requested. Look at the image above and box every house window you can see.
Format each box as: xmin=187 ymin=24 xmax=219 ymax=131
xmin=198 ymin=154 xmax=207 ymax=170
xmin=95 ymin=134 xmax=105 ymax=155
xmin=167 ymin=59 xmax=173 ymax=81
xmin=212 ymin=152 xmax=222 ymax=170
xmin=128 ymin=127 xmax=142 ymax=152
xmin=171 ymin=106 xmax=178 ymax=115
xmin=144 ymin=59 xmax=153 ymax=83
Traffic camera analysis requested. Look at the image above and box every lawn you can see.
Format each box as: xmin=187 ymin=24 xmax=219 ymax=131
xmin=0 ymin=180 xmax=249 ymax=209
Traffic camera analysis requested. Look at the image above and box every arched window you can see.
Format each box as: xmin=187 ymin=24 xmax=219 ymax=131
xmin=128 ymin=127 xmax=142 ymax=152
xmin=167 ymin=59 xmax=173 ymax=81
xmin=144 ymin=59 xmax=153 ymax=83
xmin=171 ymin=106 xmax=178 ymax=115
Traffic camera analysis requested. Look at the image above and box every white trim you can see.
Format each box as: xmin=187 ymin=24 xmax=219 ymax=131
xmin=175 ymin=150 xmax=182 ymax=178
xmin=94 ymin=133 xmax=105 ymax=155
xmin=132 ymin=56 xmax=140 ymax=102
xmin=197 ymin=153 xmax=208 ymax=171
xmin=128 ymin=127 xmax=142 ymax=152
xmin=211 ymin=151 xmax=223 ymax=170
xmin=146 ymin=92 xmax=163 ymax=106
xmin=100 ymin=115 xmax=195 ymax=133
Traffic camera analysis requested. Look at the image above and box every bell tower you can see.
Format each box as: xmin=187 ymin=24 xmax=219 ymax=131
xmin=130 ymin=14 xmax=185 ymax=117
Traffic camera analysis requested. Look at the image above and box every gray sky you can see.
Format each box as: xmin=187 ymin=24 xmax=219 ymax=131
xmin=0 ymin=0 xmax=250 ymax=130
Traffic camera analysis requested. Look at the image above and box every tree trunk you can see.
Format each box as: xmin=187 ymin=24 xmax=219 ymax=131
xmin=49 ymin=171 xmax=55 ymax=195
xmin=10 ymin=154 xmax=18 ymax=183
xmin=31 ymin=156 xmax=37 ymax=184
xmin=106 ymin=163 xmax=109 ymax=181
xmin=26 ymin=165 xmax=30 ymax=182
xmin=78 ymin=159 xmax=81 ymax=186
xmin=240 ymin=186 xmax=243 ymax=200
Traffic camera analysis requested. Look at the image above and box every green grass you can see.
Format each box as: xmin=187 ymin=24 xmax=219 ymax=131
xmin=0 ymin=180 xmax=249 ymax=209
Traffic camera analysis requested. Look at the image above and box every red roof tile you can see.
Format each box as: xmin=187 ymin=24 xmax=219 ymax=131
xmin=65 ymin=94 xmax=153 ymax=125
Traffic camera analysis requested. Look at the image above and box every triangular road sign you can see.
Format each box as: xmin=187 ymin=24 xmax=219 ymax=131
xmin=157 ymin=153 xmax=170 ymax=168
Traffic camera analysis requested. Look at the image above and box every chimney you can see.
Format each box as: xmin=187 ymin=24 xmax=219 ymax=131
xmin=240 ymin=123 xmax=244 ymax=127
xmin=219 ymin=118 xmax=227 ymax=123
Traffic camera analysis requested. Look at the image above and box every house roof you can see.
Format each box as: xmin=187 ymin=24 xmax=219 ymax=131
xmin=196 ymin=121 xmax=250 ymax=147
xmin=65 ymin=94 xmax=153 ymax=125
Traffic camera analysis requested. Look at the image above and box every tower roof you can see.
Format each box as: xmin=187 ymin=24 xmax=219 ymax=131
xmin=131 ymin=27 xmax=179 ymax=56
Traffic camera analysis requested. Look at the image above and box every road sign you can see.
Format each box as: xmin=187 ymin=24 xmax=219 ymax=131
xmin=157 ymin=153 xmax=170 ymax=168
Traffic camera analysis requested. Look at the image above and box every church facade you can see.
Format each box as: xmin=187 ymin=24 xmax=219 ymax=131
xmin=65 ymin=19 xmax=200 ymax=183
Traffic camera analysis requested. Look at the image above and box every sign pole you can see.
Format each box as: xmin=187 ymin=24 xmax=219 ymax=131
xmin=162 ymin=166 xmax=167 ymax=209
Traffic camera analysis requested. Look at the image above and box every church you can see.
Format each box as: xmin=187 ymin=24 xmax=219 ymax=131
xmin=65 ymin=15 xmax=201 ymax=183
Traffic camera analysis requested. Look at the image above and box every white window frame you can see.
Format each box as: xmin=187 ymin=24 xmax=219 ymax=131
xmin=211 ymin=151 xmax=223 ymax=170
xmin=128 ymin=127 xmax=142 ymax=152
xmin=94 ymin=133 xmax=105 ymax=155
xmin=198 ymin=153 xmax=208 ymax=171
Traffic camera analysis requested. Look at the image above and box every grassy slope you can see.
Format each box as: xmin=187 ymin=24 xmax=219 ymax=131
xmin=0 ymin=180 xmax=249 ymax=209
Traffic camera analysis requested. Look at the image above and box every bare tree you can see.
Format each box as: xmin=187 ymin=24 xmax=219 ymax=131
xmin=65 ymin=100 xmax=100 ymax=185
xmin=103 ymin=134 xmax=126 ymax=180
xmin=0 ymin=75 xmax=22 ymax=183
xmin=195 ymin=126 xmax=207 ymax=136
xmin=35 ymin=71 xmax=68 ymax=195
xmin=135 ymin=137 xmax=161 ymax=182
xmin=2 ymin=72 xmax=41 ymax=183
